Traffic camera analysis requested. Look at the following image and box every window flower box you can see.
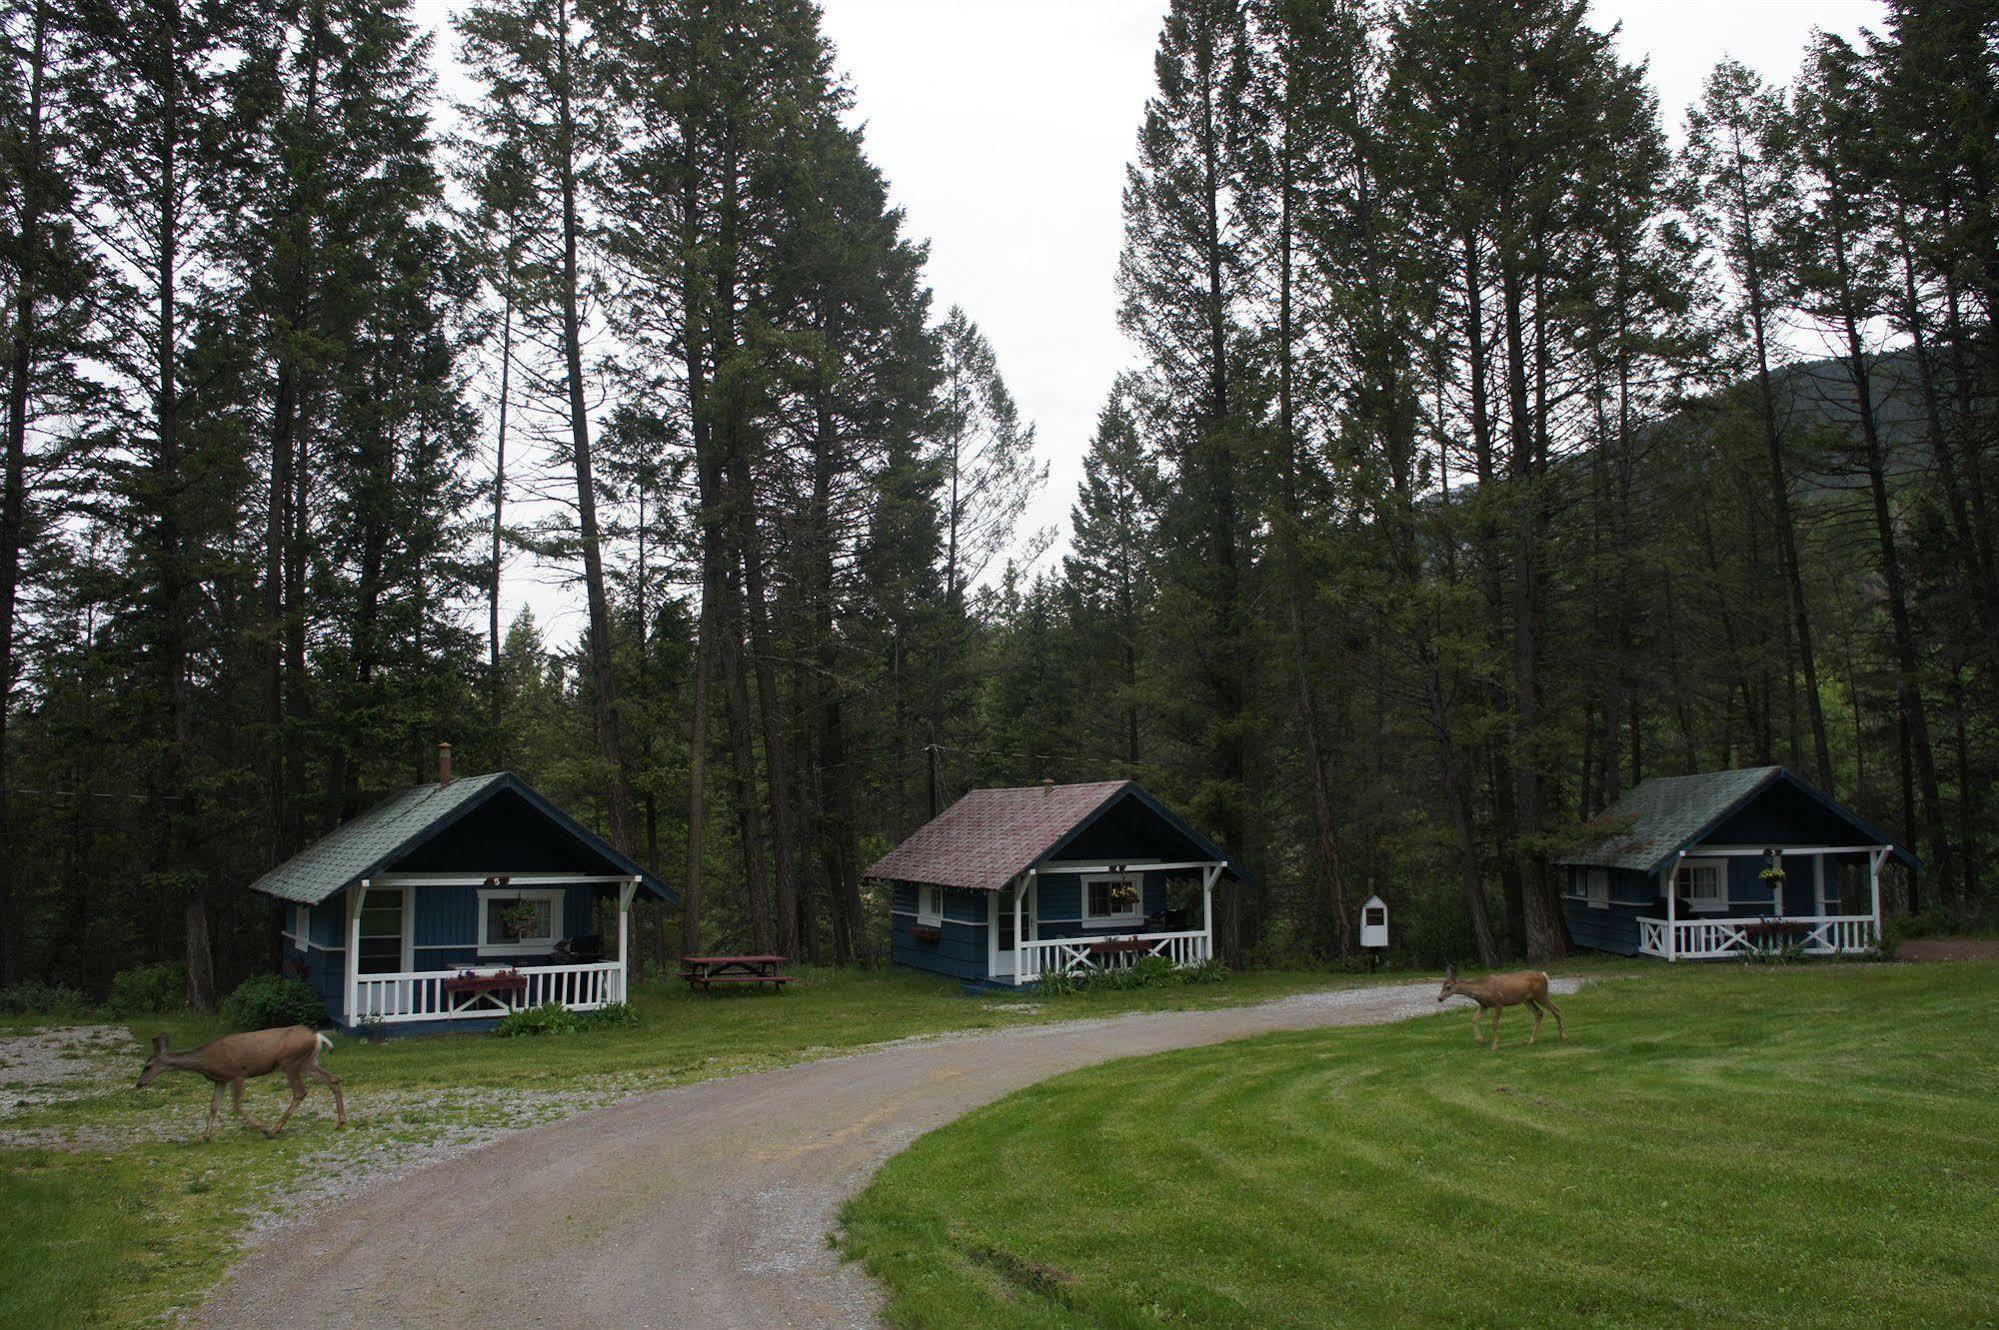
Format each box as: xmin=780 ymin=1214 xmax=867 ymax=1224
xmin=911 ymin=924 xmax=942 ymax=945
xmin=442 ymin=969 xmax=527 ymax=995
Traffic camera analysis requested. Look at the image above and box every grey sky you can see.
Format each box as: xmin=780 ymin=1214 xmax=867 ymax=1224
xmin=409 ymin=0 xmax=1889 ymax=641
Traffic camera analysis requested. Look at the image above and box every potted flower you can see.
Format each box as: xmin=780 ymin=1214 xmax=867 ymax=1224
xmin=1107 ymin=880 xmax=1141 ymax=910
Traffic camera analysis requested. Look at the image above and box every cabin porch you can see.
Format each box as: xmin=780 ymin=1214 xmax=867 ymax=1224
xmin=286 ymin=872 xmax=646 ymax=1028
xmin=996 ymin=860 xmax=1224 ymax=986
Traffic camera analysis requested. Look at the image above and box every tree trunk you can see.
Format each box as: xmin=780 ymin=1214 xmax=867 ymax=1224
xmin=555 ymin=0 xmax=630 ymax=854
xmin=1272 ymin=113 xmax=1350 ymax=959
xmin=720 ymin=568 xmax=773 ymax=951
xmin=1834 ymin=215 xmax=1952 ymax=894
xmin=489 ymin=282 xmax=512 ymax=732
xmin=682 ymin=589 xmax=713 ymax=956
xmin=0 ymin=0 xmax=53 ymax=987
xmin=1731 ymin=136 xmax=1834 ymax=789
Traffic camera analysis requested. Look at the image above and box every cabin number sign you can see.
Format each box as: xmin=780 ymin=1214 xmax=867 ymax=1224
xmin=1359 ymin=894 xmax=1389 ymax=950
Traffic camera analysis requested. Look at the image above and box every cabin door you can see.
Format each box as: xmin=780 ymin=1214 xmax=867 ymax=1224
xmin=992 ymin=879 xmax=1036 ymax=979
xmin=355 ymin=885 xmax=413 ymax=1015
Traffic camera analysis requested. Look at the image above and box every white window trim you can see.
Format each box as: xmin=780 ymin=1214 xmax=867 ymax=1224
xmin=1585 ymin=868 xmax=1610 ymax=911
xmin=915 ymin=884 xmax=943 ymax=928
xmin=1081 ymin=873 xmax=1145 ymax=927
xmin=476 ymin=887 xmax=567 ymax=956
xmin=1676 ymin=858 xmax=1729 ymax=913
xmin=282 ymin=903 xmax=309 ymax=949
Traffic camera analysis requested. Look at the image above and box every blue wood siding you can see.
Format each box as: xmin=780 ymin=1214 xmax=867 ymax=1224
xmin=1569 ymin=845 xmax=1881 ymax=957
xmin=293 ymin=882 xmax=604 ymax=1019
xmin=890 ymin=882 xmax=989 ymax=981
xmin=412 ymin=883 xmax=597 ymax=969
xmin=1032 ymin=869 xmax=1170 ymax=939
xmin=1563 ymin=865 xmax=1651 ymax=955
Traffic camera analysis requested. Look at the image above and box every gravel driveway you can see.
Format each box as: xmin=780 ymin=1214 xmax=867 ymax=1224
xmin=197 ymin=978 xmax=1580 ymax=1330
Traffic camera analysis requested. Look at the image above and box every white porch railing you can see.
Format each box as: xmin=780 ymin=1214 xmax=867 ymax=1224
xmin=351 ymin=960 xmax=625 ymax=1024
xmin=1016 ymin=929 xmax=1210 ymax=984
xmin=1636 ymin=915 xmax=1878 ymax=961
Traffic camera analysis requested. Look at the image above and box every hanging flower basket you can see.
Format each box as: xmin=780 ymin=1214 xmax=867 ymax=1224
xmin=1106 ymin=880 xmax=1141 ymax=909
xmin=497 ymin=900 xmax=541 ymax=941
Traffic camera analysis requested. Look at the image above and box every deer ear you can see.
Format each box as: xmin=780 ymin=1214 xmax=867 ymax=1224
xmin=151 ymin=1034 xmax=168 ymax=1055
xmin=1446 ymin=963 xmax=1457 ymax=980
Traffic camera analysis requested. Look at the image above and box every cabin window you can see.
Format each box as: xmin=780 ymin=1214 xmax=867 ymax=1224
xmin=289 ymin=903 xmax=309 ymax=946
xmin=1586 ymin=868 xmax=1610 ymax=910
xmin=1676 ymin=860 xmax=1727 ymax=912
xmin=1082 ymin=874 xmax=1144 ymax=926
xmin=477 ymin=887 xmax=565 ymax=955
xmin=916 ymin=884 xmax=943 ymax=927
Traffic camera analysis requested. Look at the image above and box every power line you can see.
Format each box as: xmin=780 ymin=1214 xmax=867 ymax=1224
xmin=1 ymin=786 xmax=188 ymax=802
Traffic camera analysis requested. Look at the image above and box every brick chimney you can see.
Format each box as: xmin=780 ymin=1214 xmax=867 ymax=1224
xmin=438 ymin=741 xmax=453 ymax=787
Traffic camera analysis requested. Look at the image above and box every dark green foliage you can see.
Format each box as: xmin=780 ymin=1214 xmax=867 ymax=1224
xmin=219 ymin=975 xmax=326 ymax=1030
xmin=492 ymin=1000 xmax=637 ymax=1037
xmin=105 ymin=965 xmax=187 ymax=1018
xmin=0 ymin=981 xmax=92 ymax=1017
xmin=3 ymin=0 xmax=1996 ymax=1002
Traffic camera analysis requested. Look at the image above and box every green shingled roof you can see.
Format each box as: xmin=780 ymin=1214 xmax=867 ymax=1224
xmin=1559 ymin=767 xmax=1786 ymax=874
xmin=244 ymin=771 xmax=671 ymax=905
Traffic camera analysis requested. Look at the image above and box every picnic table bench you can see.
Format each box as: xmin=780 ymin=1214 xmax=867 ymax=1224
xmin=680 ymin=954 xmax=792 ymax=992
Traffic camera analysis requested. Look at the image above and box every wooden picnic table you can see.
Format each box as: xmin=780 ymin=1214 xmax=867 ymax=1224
xmin=679 ymin=954 xmax=792 ymax=992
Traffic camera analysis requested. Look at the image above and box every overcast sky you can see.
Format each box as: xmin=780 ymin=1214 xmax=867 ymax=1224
xmin=409 ymin=0 xmax=1889 ymax=642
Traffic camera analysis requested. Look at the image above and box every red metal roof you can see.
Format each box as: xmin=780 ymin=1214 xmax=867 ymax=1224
xmin=864 ymin=781 xmax=1134 ymax=892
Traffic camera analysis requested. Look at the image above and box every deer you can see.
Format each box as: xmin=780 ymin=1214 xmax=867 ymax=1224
xmin=1436 ymin=964 xmax=1565 ymax=1051
xmin=137 ymin=1026 xmax=346 ymax=1141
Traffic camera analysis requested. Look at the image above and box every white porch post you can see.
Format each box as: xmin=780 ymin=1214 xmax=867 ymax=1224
xmin=1201 ymin=863 xmax=1219 ymax=964
xmin=1014 ymin=871 xmax=1029 ymax=985
xmin=1814 ymin=854 xmax=1827 ymax=917
xmin=1665 ymin=854 xmax=1680 ymax=962
xmin=1869 ymin=847 xmax=1885 ymax=946
xmin=617 ymin=877 xmax=638 ymax=1003
xmin=345 ymin=879 xmax=370 ymax=1023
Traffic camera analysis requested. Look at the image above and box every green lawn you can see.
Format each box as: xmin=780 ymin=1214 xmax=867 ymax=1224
xmin=0 ymin=964 xmax=1362 ymax=1328
xmin=840 ymin=963 xmax=1999 ymax=1330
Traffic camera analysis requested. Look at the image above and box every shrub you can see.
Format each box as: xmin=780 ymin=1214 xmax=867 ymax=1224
xmin=221 ymin=974 xmax=326 ymax=1030
xmin=0 ymin=980 xmax=93 ymax=1017
xmin=494 ymin=1001 xmax=639 ymax=1037
xmin=105 ymin=963 xmax=186 ymax=1017
xmin=494 ymin=1002 xmax=583 ymax=1037
xmin=579 ymin=1001 xmax=638 ymax=1031
xmin=1036 ymin=955 xmax=1224 ymax=996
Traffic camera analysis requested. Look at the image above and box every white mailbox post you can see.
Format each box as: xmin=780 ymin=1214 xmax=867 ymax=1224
xmin=1359 ymin=894 xmax=1389 ymax=967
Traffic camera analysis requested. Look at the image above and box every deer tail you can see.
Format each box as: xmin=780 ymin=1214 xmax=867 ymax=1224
xmin=316 ymin=1032 xmax=334 ymax=1053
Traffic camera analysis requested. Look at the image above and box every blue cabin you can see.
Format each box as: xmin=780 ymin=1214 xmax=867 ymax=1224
xmin=247 ymin=767 xmax=675 ymax=1032
xmin=1558 ymin=766 xmax=1914 ymax=960
xmin=867 ymin=780 xmax=1249 ymax=987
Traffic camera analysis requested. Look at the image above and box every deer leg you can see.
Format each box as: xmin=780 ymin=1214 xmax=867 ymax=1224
xmin=202 ymin=1082 xmax=223 ymax=1142
xmin=230 ymin=1078 xmax=276 ymax=1139
xmin=271 ymin=1066 xmax=307 ymax=1136
xmin=1528 ymin=1000 xmax=1543 ymax=1044
xmin=1543 ymin=994 xmax=1566 ymax=1041
xmin=307 ymin=1061 xmax=346 ymax=1128
xmin=1470 ymin=1006 xmax=1484 ymax=1043
xmin=1489 ymin=1004 xmax=1502 ymax=1051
